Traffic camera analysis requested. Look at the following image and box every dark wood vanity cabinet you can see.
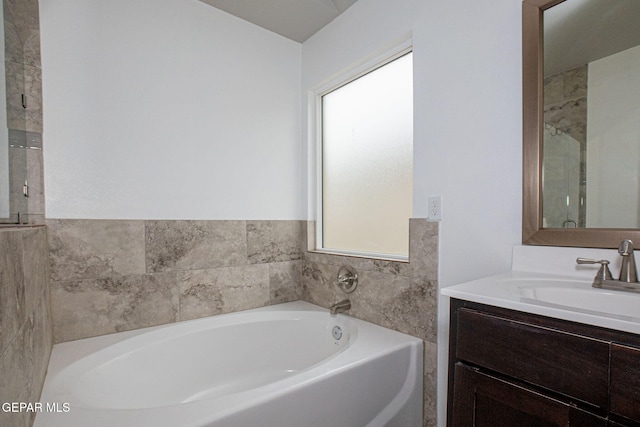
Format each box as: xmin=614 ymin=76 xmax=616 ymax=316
xmin=611 ymin=344 xmax=640 ymax=422
xmin=448 ymin=299 xmax=640 ymax=427
xmin=452 ymin=364 xmax=607 ymax=427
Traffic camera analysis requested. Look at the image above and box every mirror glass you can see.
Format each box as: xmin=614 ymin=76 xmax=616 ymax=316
xmin=542 ymin=0 xmax=640 ymax=229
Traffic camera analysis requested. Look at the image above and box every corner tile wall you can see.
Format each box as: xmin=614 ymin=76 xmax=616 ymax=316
xmin=3 ymin=0 xmax=44 ymax=225
xmin=543 ymin=65 xmax=587 ymax=144
xmin=47 ymin=217 xmax=438 ymax=426
xmin=543 ymin=65 xmax=587 ymax=228
xmin=302 ymin=219 xmax=438 ymax=427
xmin=47 ymin=219 xmax=303 ymax=343
xmin=0 ymin=226 xmax=52 ymax=427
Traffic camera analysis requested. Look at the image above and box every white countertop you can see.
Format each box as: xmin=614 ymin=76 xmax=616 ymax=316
xmin=441 ymin=245 xmax=640 ymax=335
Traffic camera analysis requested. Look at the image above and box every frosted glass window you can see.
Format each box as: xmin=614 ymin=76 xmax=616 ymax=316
xmin=321 ymin=52 xmax=413 ymax=258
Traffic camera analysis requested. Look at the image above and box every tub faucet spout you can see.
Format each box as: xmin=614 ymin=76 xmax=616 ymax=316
xmin=330 ymin=299 xmax=351 ymax=315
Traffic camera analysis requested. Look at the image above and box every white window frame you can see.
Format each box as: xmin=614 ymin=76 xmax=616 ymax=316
xmin=308 ymin=38 xmax=413 ymax=261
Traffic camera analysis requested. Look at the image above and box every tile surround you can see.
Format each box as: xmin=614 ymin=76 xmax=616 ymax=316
xmin=543 ymin=65 xmax=587 ymax=144
xmin=47 ymin=217 xmax=438 ymax=426
xmin=247 ymin=220 xmax=303 ymax=264
xmin=3 ymin=0 xmax=44 ymax=225
xmin=145 ymin=220 xmax=246 ymax=272
xmin=0 ymin=227 xmax=52 ymax=427
xmin=51 ymin=273 xmax=179 ymax=343
xmin=48 ymin=219 xmax=304 ymax=343
xmin=178 ymin=264 xmax=270 ymax=320
xmin=0 ymin=1 xmax=50 ymax=425
xmin=302 ymin=218 xmax=439 ymax=427
xmin=48 ymin=219 xmax=145 ymax=282
xmin=0 ymin=0 xmax=440 ymax=423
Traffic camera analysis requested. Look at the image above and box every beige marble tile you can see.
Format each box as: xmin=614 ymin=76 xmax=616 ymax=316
xmin=48 ymin=219 xmax=146 ymax=282
xmin=26 ymin=147 xmax=45 ymax=215
xmin=563 ymin=65 xmax=587 ymax=99
xmin=51 ymin=273 xmax=178 ymax=343
xmin=4 ymin=4 xmax=22 ymax=65
xmin=23 ymin=64 xmax=43 ymax=133
xmin=8 ymin=147 xmax=27 ymax=219
xmin=22 ymin=28 xmax=42 ymax=69
xmin=543 ymin=73 xmax=564 ymax=106
xmin=301 ymin=261 xmax=340 ymax=308
xmin=146 ymin=220 xmax=246 ymax=273
xmin=423 ymin=341 xmax=437 ymax=427
xmin=0 ymin=230 xmax=25 ymax=355
xmin=5 ymin=0 xmax=40 ymax=45
xmin=269 ymin=260 xmax=302 ymax=304
xmin=247 ymin=220 xmax=303 ymax=264
xmin=348 ymin=271 xmax=437 ymax=341
xmin=30 ymin=290 xmax=52 ymax=405
xmin=21 ymin=226 xmax=48 ymax=316
xmin=26 ymin=213 xmax=44 ymax=225
xmin=543 ymin=65 xmax=587 ymax=145
xmin=544 ymin=97 xmax=587 ymax=143
xmin=0 ymin=322 xmax=33 ymax=427
xmin=407 ymin=218 xmax=438 ymax=280
xmin=302 ymin=219 xmax=438 ymax=342
xmin=178 ymin=265 xmax=270 ymax=321
xmin=5 ymin=60 xmax=26 ymax=131
xmin=0 ymin=226 xmax=50 ymax=427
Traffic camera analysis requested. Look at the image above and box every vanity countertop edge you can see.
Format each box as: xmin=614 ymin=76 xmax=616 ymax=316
xmin=441 ymin=271 xmax=640 ymax=336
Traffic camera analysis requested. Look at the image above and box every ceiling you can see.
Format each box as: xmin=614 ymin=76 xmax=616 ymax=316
xmin=199 ymin=0 xmax=359 ymax=43
xmin=544 ymin=0 xmax=640 ymax=76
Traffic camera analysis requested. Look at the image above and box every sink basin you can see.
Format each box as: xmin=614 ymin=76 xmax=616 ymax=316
xmin=498 ymin=278 xmax=640 ymax=319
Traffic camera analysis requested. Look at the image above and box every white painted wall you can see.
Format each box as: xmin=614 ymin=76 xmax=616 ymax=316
xmin=303 ymin=0 xmax=522 ymax=287
xmin=586 ymin=44 xmax=640 ymax=228
xmin=301 ymin=1 xmax=522 ymax=425
xmin=40 ymin=0 xmax=302 ymax=219
xmin=42 ymin=0 xmax=524 ymax=424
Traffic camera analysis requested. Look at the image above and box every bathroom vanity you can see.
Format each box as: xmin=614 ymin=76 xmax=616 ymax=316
xmin=447 ymin=297 xmax=640 ymax=426
xmin=441 ymin=244 xmax=640 ymax=426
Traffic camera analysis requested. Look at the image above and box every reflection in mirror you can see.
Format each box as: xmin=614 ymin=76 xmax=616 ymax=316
xmin=542 ymin=0 xmax=640 ymax=229
xmin=523 ymin=0 xmax=640 ymax=248
xmin=1 ymin=0 xmax=32 ymax=224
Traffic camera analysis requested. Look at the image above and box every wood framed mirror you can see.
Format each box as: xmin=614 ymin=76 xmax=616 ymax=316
xmin=522 ymin=0 xmax=640 ymax=248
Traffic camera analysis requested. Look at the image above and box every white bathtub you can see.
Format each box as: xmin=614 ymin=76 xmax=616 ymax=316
xmin=36 ymin=301 xmax=423 ymax=427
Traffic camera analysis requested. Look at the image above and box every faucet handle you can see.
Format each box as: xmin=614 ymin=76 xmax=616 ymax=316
xmin=576 ymin=258 xmax=613 ymax=282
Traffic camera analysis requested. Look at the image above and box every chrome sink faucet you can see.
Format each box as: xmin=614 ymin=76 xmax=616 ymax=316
xmin=618 ymin=239 xmax=637 ymax=283
xmin=577 ymin=239 xmax=640 ymax=292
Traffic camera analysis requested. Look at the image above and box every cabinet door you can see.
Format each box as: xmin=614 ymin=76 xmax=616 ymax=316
xmin=611 ymin=343 xmax=640 ymax=422
xmin=455 ymin=308 xmax=609 ymax=407
xmin=451 ymin=364 xmax=607 ymax=427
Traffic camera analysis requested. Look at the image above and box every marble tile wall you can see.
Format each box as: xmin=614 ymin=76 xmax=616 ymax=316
xmin=3 ymin=0 xmax=44 ymax=225
xmin=48 ymin=217 xmax=439 ymax=426
xmin=302 ymin=218 xmax=439 ymax=427
xmin=47 ymin=219 xmax=303 ymax=343
xmin=543 ymin=65 xmax=587 ymax=144
xmin=543 ymin=65 xmax=588 ymax=228
xmin=0 ymin=226 xmax=52 ymax=427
